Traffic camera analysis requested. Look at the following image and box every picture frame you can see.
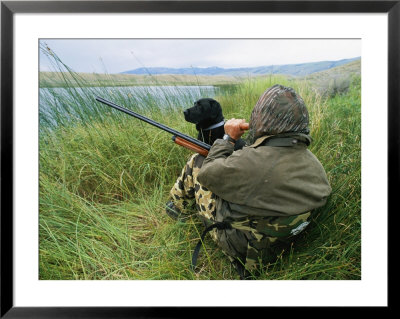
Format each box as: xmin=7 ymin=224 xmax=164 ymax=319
xmin=1 ymin=0 xmax=396 ymax=316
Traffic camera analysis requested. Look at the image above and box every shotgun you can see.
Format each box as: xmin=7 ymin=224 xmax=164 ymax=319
xmin=95 ymin=97 xmax=211 ymax=156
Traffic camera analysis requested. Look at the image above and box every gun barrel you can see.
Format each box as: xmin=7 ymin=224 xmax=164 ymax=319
xmin=95 ymin=97 xmax=211 ymax=151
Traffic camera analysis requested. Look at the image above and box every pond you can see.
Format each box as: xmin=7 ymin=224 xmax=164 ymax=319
xmin=39 ymin=85 xmax=219 ymax=129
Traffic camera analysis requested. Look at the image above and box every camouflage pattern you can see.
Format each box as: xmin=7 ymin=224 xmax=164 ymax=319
xmin=248 ymin=84 xmax=310 ymax=144
xmin=229 ymin=211 xmax=312 ymax=270
xmin=169 ymin=153 xmax=314 ymax=273
xmin=169 ymin=153 xmax=218 ymax=240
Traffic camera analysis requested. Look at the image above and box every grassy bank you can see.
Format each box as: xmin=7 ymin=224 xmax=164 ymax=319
xmin=40 ymin=71 xmax=242 ymax=88
xmin=39 ymin=51 xmax=361 ymax=280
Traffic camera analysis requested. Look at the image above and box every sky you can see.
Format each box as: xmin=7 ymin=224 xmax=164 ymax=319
xmin=40 ymin=39 xmax=361 ymax=74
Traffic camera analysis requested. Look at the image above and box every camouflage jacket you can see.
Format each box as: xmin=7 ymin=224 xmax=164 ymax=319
xmin=197 ymin=133 xmax=332 ymax=220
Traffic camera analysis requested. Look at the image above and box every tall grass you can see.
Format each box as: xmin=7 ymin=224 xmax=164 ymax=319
xmin=39 ymin=46 xmax=361 ymax=280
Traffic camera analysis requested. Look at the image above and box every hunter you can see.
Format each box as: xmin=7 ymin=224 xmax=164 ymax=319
xmin=166 ymin=84 xmax=332 ymax=278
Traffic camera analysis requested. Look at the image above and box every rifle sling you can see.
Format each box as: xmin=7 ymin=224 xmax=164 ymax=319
xmin=191 ymin=221 xmax=232 ymax=271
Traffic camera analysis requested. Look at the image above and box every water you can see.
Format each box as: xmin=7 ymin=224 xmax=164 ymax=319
xmin=39 ymin=85 xmax=218 ymax=129
xmin=40 ymin=85 xmax=217 ymax=109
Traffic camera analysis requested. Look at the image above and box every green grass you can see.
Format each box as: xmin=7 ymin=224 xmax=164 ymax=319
xmin=39 ymin=46 xmax=361 ymax=280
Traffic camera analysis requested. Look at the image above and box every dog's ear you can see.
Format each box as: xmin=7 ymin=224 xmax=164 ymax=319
xmin=209 ymin=99 xmax=221 ymax=109
xmin=209 ymin=99 xmax=224 ymax=121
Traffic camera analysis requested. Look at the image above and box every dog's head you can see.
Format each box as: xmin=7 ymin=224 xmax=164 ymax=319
xmin=183 ymin=98 xmax=224 ymax=130
xmin=183 ymin=97 xmax=246 ymax=150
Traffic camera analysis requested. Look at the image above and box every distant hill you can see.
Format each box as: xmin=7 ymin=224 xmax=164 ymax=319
xmin=297 ymin=58 xmax=361 ymax=97
xmin=121 ymin=57 xmax=361 ymax=77
xmin=302 ymin=58 xmax=361 ymax=80
xmin=40 ymin=58 xmax=361 ymax=89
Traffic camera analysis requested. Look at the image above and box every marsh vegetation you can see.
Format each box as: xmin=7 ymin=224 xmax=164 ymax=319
xmin=39 ymin=47 xmax=361 ymax=280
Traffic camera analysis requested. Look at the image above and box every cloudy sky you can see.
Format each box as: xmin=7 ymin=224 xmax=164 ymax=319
xmin=40 ymin=39 xmax=361 ymax=74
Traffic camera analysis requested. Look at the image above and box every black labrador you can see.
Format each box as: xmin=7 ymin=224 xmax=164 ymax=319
xmin=183 ymin=98 xmax=245 ymax=150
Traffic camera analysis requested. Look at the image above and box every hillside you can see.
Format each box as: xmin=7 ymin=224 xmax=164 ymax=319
xmin=297 ymin=59 xmax=361 ymax=96
xmin=121 ymin=57 xmax=360 ymax=77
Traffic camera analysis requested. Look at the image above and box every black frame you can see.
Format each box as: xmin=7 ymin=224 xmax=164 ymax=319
xmin=1 ymin=1 xmax=396 ymax=317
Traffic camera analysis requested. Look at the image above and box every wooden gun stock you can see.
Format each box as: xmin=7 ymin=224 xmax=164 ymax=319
xmin=173 ymin=136 xmax=209 ymax=157
xmin=172 ymin=121 xmax=249 ymax=157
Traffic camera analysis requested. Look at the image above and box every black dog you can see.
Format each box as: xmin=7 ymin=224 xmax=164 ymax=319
xmin=183 ymin=98 xmax=245 ymax=150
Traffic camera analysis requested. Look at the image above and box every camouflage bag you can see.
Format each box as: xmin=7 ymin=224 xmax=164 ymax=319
xmin=211 ymin=198 xmax=313 ymax=275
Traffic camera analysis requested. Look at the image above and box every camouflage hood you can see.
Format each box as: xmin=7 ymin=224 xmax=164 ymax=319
xmin=248 ymin=84 xmax=310 ymax=143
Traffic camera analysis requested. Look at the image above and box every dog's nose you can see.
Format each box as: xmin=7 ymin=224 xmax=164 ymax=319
xmin=183 ymin=109 xmax=189 ymax=118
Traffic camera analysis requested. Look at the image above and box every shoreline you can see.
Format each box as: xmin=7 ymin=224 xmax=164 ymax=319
xmin=39 ymin=72 xmax=243 ymax=88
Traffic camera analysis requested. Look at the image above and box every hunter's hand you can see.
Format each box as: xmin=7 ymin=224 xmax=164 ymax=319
xmin=224 ymin=118 xmax=248 ymax=141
